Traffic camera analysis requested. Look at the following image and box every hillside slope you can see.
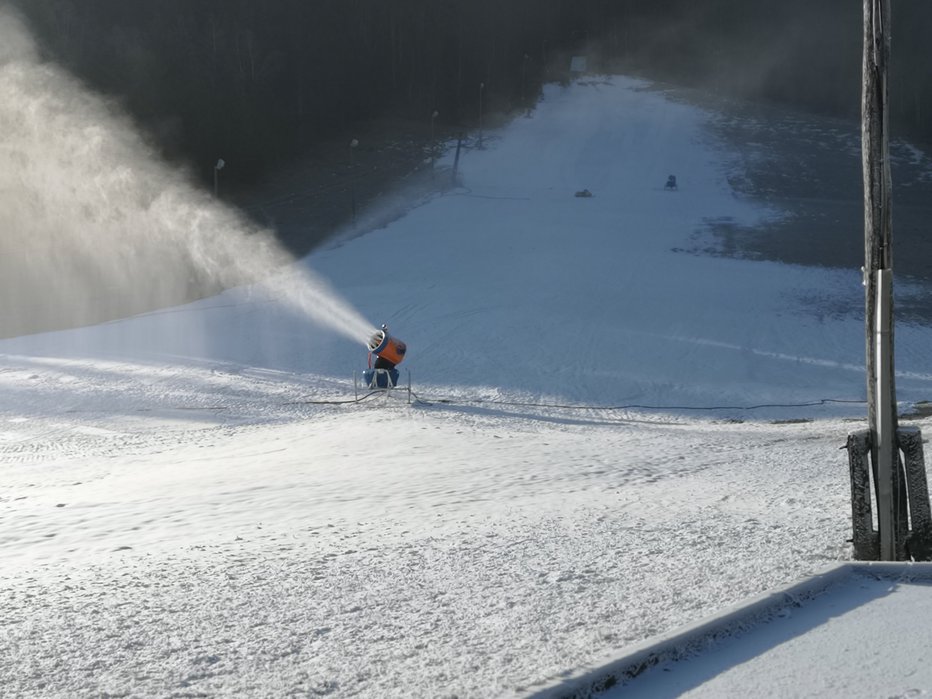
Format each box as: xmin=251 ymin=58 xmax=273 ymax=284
xmin=3 ymin=76 xmax=932 ymax=698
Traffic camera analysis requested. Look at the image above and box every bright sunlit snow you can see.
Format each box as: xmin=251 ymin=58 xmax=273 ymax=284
xmin=4 ymin=76 xmax=932 ymax=697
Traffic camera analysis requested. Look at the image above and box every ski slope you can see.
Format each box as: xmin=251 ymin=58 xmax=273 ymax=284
xmin=3 ymin=76 xmax=932 ymax=698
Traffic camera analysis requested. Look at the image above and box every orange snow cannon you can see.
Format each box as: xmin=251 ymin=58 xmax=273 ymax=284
xmin=364 ymin=325 xmax=407 ymax=389
xmin=367 ymin=326 xmax=407 ymax=366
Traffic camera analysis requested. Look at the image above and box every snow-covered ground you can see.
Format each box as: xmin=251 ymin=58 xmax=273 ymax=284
xmin=543 ymin=562 xmax=932 ymax=698
xmin=4 ymin=75 xmax=932 ymax=697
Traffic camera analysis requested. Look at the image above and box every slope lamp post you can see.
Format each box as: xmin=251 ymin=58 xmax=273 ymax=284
xmin=349 ymin=138 xmax=359 ymax=224
xmin=431 ymin=110 xmax=439 ymax=176
xmin=478 ymin=82 xmax=485 ymax=149
xmin=521 ymin=53 xmax=529 ymax=105
xmin=213 ymin=158 xmax=225 ymax=197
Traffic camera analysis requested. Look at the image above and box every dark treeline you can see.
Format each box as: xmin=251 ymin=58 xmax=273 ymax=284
xmin=8 ymin=0 xmax=574 ymax=188
xmin=8 ymin=1 xmax=932 ymax=189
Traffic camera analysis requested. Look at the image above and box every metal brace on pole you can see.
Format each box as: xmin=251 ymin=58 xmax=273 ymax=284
xmin=873 ymin=269 xmax=896 ymax=559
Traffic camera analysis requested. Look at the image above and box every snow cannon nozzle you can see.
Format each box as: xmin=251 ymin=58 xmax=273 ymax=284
xmin=367 ymin=328 xmax=386 ymax=353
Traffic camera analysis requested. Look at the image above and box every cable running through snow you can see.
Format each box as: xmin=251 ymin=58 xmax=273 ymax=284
xmin=35 ymin=390 xmax=868 ymax=416
xmin=404 ymin=393 xmax=866 ymax=413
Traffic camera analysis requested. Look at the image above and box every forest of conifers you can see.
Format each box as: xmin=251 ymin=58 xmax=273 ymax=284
xmin=9 ymin=0 xmax=932 ymax=189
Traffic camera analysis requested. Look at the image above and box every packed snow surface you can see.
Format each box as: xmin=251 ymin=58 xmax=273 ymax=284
xmin=4 ymin=76 xmax=932 ymax=697
xmin=599 ymin=568 xmax=932 ymax=698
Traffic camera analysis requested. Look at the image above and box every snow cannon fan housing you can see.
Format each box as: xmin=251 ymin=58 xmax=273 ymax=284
xmin=367 ymin=328 xmax=407 ymax=366
xmin=364 ymin=327 xmax=406 ymax=388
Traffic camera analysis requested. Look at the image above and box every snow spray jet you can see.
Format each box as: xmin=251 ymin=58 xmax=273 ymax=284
xmin=256 ymin=265 xmax=375 ymax=345
xmin=0 ymin=9 xmax=375 ymax=345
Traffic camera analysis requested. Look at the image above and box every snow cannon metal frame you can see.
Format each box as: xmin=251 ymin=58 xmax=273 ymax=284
xmin=357 ymin=325 xmax=410 ymax=399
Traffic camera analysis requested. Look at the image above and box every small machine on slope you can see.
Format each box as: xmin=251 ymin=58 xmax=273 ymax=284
xmin=363 ymin=324 xmax=407 ymax=389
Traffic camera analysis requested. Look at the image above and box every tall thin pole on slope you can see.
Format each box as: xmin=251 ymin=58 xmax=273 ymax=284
xmin=214 ymin=158 xmax=225 ymax=197
xmin=349 ymin=138 xmax=359 ymax=225
xmin=478 ymin=82 xmax=485 ymax=149
xmin=862 ymin=0 xmax=899 ymax=560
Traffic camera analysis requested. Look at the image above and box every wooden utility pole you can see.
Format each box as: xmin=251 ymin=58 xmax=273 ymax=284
xmin=849 ymin=0 xmax=932 ymax=562
xmin=862 ymin=0 xmax=900 ymax=559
